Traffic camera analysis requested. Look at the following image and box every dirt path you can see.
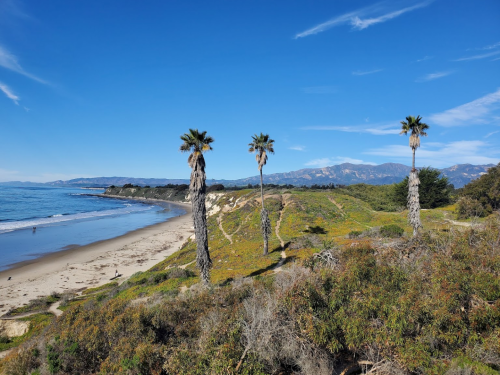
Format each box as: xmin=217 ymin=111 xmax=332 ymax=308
xmin=445 ymin=219 xmax=472 ymax=227
xmin=179 ymin=260 xmax=195 ymax=269
xmin=217 ymin=212 xmax=234 ymax=244
xmin=275 ymin=199 xmax=286 ymax=250
xmin=273 ymin=195 xmax=288 ymax=273
xmin=0 ymin=348 xmax=12 ymax=359
xmin=328 ymin=196 xmax=345 ymax=215
xmin=48 ymin=301 xmax=63 ymax=317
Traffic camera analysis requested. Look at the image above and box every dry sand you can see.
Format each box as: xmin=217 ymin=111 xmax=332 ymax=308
xmin=0 ymin=202 xmax=193 ymax=316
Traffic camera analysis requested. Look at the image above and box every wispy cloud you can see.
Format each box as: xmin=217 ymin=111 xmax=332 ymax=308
xmin=454 ymin=50 xmax=500 ymax=62
xmin=415 ymin=56 xmax=433 ymax=62
xmin=305 ymin=157 xmax=376 ymax=168
xmin=289 ymin=145 xmax=305 ymax=151
xmin=302 ymin=86 xmax=337 ymax=94
xmin=416 ymin=71 xmax=453 ymax=82
xmin=485 ymin=130 xmax=500 ymax=138
xmin=429 ymin=88 xmax=500 ymax=126
xmin=365 ymin=140 xmax=499 ymax=167
xmin=352 ymin=69 xmax=382 ymax=76
xmin=469 ymin=41 xmax=500 ymax=51
xmin=294 ymin=0 xmax=432 ymax=38
xmin=303 ymin=123 xmax=400 ymax=135
xmin=0 ymin=81 xmax=19 ymax=104
xmin=0 ymin=45 xmax=47 ymax=84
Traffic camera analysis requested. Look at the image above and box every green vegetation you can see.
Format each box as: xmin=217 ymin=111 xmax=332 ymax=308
xmin=339 ymin=183 xmax=399 ymax=211
xmin=393 ymin=167 xmax=453 ymax=209
xmin=2 ymin=216 xmax=500 ymax=374
xmin=380 ymin=224 xmax=404 ymax=237
xmin=457 ymin=163 xmax=500 ymax=219
xmin=3 ymin=187 xmax=499 ymax=374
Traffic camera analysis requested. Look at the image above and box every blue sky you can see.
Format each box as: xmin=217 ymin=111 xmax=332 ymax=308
xmin=0 ymin=0 xmax=499 ymax=182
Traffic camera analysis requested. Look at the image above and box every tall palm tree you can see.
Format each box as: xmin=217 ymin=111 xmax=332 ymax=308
xmin=400 ymin=115 xmax=429 ymax=236
xmin=249 ymin=133 xmax=275 ymax=255
xmin=180 ymin=129 xmax=214 ymax=284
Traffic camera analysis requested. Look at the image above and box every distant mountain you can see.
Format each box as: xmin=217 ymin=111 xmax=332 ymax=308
xmin=0 ymin=163 xmax=495 ymax=189
xmin=45 ymin=177 xmax=190 ymax=188
xmin=233 ymin=163 xmax=495 ymax=188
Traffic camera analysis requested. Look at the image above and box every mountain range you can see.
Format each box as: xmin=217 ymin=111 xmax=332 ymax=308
xmin=0 ymin=163 xmax=495 ymax=189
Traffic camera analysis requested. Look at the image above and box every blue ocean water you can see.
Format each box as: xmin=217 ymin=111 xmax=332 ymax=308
xmin=0 ymin=186 xmax=186 ymax=270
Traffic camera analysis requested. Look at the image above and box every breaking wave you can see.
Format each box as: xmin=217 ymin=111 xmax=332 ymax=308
xmin=0 ymin=204 xmax=152 ymax=234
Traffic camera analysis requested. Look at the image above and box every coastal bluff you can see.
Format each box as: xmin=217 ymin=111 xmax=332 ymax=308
xmin=103 ymin=185 xmax=191 ymax=202
xmin=102 ymin=185 xmax=227 ymax=216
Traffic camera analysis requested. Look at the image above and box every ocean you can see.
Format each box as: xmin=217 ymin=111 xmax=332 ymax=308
xmin=0 ymin=186 xmax=186 ymax=270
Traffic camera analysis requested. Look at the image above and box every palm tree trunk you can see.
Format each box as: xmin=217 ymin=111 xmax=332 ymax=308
xmin=259 ymin=169 xmax=270 ymax=255
xmin=260 ymin=170 xmax=264 ymax=210
xmin=190 ymin=158 xmax=211 ymax=285
xmin=408 ymin=148 xmax=421 ymax=236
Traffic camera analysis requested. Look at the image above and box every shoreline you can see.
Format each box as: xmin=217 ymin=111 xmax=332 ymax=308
xmin=0 ymin=198 xmax=193 ymax=315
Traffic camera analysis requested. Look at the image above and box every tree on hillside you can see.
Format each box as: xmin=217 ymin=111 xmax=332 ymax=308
xmin=457 ymin=163 xmax=500 ymax=218
xmin=400 ymin=115 xmax=429 ymax=236
xmin=180 ymin=129 xmax=214 ymax=285
xmin=393 ymin=167 xmax=453 ymax=209
xmin=249 ymin=133 xmax=275 ymax=255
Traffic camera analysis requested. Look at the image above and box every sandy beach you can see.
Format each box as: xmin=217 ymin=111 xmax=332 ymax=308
xmin=0 ymin=201 xmax=193 ymax=316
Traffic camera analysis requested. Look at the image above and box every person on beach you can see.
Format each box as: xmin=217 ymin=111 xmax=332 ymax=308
xmin=115 ymin=270 xmax=119 ymax=277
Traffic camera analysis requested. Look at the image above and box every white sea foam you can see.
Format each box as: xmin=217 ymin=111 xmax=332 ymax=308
xmin=0 ymin=205 xmax=153 ymax=234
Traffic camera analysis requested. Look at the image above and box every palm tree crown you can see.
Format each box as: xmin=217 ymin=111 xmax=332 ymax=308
xmin=248 ymin=133 xmax=275 ymax=171
xmin=180 ymin=128 xmax=214 ymax=168
xmin=400 ymin=115 xmax=429 ymax=150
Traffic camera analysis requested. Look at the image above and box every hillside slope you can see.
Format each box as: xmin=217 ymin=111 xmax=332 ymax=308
xmin=2 ymin=189 xmax=499 ymax=375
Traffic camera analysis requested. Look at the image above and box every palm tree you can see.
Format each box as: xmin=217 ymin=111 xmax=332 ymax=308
xmin=400 ymin=115 xmax=429 ymax=236
xmin=180 ymin=129 xmax=214 ymax=284
xmin=248 ymin=133 xmax=275 ymax=255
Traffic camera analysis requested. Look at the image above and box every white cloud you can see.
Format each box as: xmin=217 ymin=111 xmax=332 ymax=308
xmin=365 ymin=140 xmax=499 ymax=167
xmin=0 ymin=45 xmax=47 ymax=84
xmin=352 ymin=69 xmax=382 ymax=76
xmin=416 ymin=71 xmax=453 ymax=82
xmin=0 ymin=81 xmax=19 ymax=104
xmin=454 ymin=50 xmax=500 ymax=62
xmin=473 ymin=41 xmax=500 ymax=51
xmin=302 ymin=86 xmax=337 ymax=94
xmin=305 ymin=157 xmax=376 ymax=168
xmin=289 ymin=145 xmax=305 ymax=151
xmin=415 ymin=56 xmax=433 ymax=62
xmin=485 ymin=130 xmax=500 ymax=138
xmin=303 ymin=123 xmax=400 ymax=135
xmin=294 ymin=0 xmax=432 ymax=38
xmin=428 ymin=88 xmax=500 ymax=126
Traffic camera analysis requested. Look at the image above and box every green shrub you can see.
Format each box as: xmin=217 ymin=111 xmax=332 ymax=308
xmin=456 ymin=196 xmax=490 ymax=219
xmin=393 ymin=167 xmax=453 ymax=209
xmin=348 ymin=230 xmax=363 ymax=238
xmin=0 ymin=334 xmax=10 ymax=344
xmin=380 ymin=224 xmax=404 ymax=237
